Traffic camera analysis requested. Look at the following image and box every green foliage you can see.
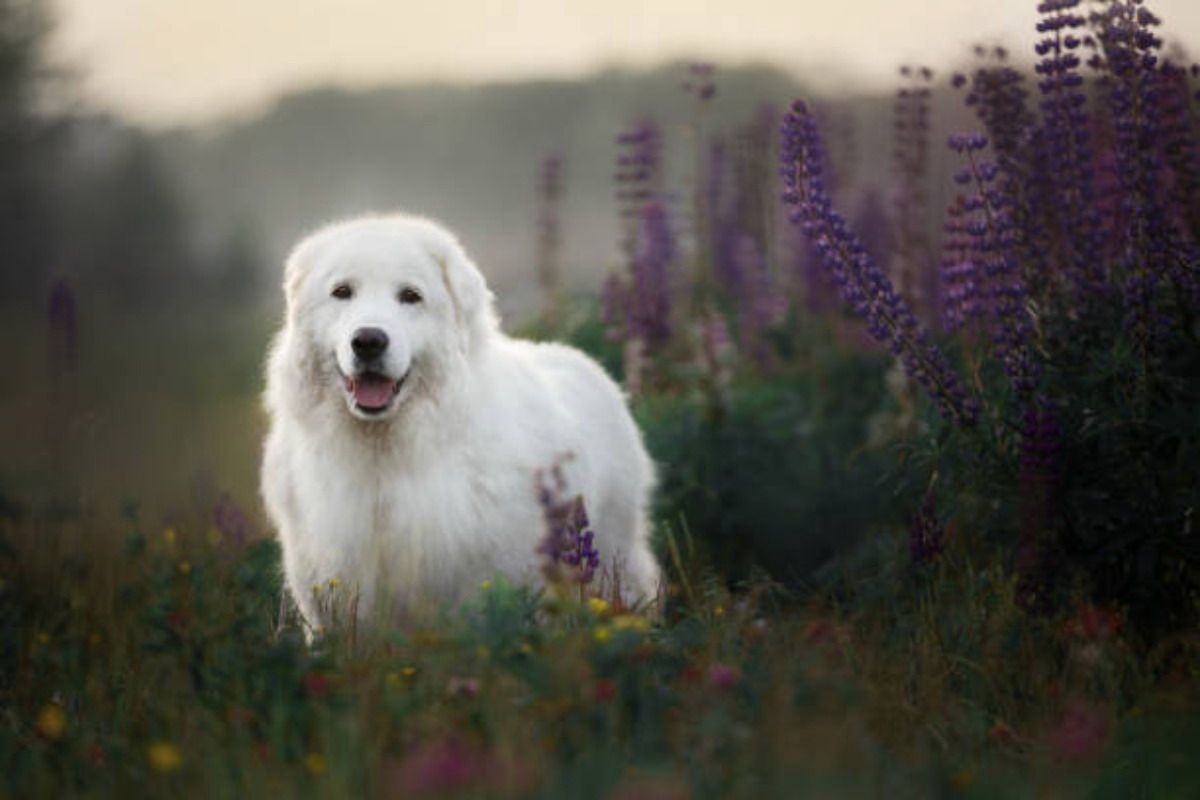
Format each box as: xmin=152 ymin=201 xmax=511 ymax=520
xmin=3 ymin=507 xmax=1196 ymax=796
xmin=636 ymin=344 xmax=902 ymax=586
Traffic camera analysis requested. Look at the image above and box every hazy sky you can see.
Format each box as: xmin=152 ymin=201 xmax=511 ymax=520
xmin=50 ymin=0 xmax=1200 ymax=126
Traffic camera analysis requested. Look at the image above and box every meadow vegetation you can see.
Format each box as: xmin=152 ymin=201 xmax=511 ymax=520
xmin=4 ymin=0 xmax=1200 ymax=796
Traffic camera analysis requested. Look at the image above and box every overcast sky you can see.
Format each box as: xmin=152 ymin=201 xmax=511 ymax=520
xmin=50 ymin=0 xmax=1200 ymax=126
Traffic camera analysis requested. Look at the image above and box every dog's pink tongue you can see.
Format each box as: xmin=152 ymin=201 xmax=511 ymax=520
xmin=353 ymin=375 xmax=394 ymax=408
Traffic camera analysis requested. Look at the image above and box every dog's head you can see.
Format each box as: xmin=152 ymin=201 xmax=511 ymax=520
xmin=278 ymin=215 xmax=495 ymax=422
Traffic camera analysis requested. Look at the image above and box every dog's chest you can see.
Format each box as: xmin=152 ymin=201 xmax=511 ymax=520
xmin=289 ymin=446 xmax=535 ymax=595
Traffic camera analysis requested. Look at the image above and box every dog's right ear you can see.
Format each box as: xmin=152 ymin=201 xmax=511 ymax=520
xmin=420 ymin=221 xmax=496 ymax=353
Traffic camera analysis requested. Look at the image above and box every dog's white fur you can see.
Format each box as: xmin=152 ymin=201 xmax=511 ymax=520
xmin=261 ymin=214 xmax=660 ymax=631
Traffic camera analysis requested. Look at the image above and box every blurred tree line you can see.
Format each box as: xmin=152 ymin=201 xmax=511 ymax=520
xmin=0 ymin=0 xmax=264 ymax=310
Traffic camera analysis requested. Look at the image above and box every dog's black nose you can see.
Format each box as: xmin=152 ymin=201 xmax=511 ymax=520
xmin=351 ymin=327 xmax=389 ymax=360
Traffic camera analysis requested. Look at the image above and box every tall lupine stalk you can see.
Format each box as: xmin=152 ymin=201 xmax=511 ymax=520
xmin=707 ymin=139 xmax=739 ymax=299
xmin=614 ymin=119 xmax=665 ymax=259
xmin=728 ymin=106 xmax=777 ymax=262
xmin=891 ymin=66 xmax=935 ymax=316
xmin=780 ymin=101 xmax=979 ymax=426
xmin=1033 ymin=0 xmax=1107 ymax=299
xmin=785 ymin=107 xmax=842 ymax=314
xmin=606 ymin=118 xmax=676 ymax=391
xmin=953 ymin=47 xmax=1052 ymax=296
xmin=1089 ymin=0 xmax=1198 ymax=345
xmin=684 ymin=62 xmax=718 ymax=299
xmin=940 ymin=192 xmax=987 ymax=333
xmin=948 ymin=133 xmax=1041 ymax=397
xmin=602 ymin=199 xmax=677 ymax=368
xmin=708 ymin=106 xmax=785 ymax=365
xmin=1156 ymin=59 xmax=1200 ymax=243
xmin=535 ymin=154 xmax=564 ymax=321
xmin=629 ymin=200 xmax=676 ymax=351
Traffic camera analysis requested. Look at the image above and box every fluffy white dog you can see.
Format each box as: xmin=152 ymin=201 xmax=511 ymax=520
xmin=261 ymin=214 xmax=660 ymax=632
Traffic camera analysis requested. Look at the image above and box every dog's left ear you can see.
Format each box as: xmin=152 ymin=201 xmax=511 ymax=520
xmin=425 ymin=222 xmax=494 ymax=351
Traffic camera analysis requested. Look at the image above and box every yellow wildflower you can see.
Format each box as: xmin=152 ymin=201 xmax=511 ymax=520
xmin=162 ymin=528 xmax=177 ymax=546
xmin=519 ymin=641 xmax=533 ymax=654
xmin=613 ymin=614 xmax=650 ymax=633
xmin=587 ymin=597 xmax=610 ymax=615
xmin=480 ymin=580 xmax=493 ymax=590
xmin=146 ymin=741 xmax=182 ymax=773
xmin=304 ymin=752 xmax=327 ymax=775
xmin=35 ymin=704 xmax=66 ymax=740
xmin=386 ymin=671 xmax=402 ymax=687
xmin=327 ymin=578 xmax=340 ymax=590
xmin=713 ymin=605 xmax=725 ymax=618
xmin=593 ymin=626 xmax=612 ymax=643
xmin=177 ymin=561 xmax=191 ymax=576
xmin=400 ymin=666 xmax=417 ymax=678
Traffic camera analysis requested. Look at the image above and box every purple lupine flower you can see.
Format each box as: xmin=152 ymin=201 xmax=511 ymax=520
xmin=1156 ymin=60 xmax=1200 ymax=242
xmin=682 ymin=61 xmax=717 ymax=102
xmin=614 ymin=119 xmax=665 ymax=258
xmin=710 ymin=105 xmax=777 ymax=298
xmin=891 ymin=66 xmax=935 ymax=314
xmin=706 ymin=118 xmax=785 ymax=366
xmin=954 ymin=46 xmax=1053 ymax=293
xmin=627 ymin=200 xmax=675 ymax=349
xmin=909 ymin=488 xmax=944 ymax=564
xmin=948 ymin=133 xmax=1041 ymax=396
xmin=958 ymin=47 xmax=1037 ymax=164
xmin=601 ymin=200 xmax=676 ymax=350
xmin=939 ymin=193 xmax=986 ymax=332
xmin=535 ymin=154 xmax=564 ymax=315
xmin=1033 ymin=0 xmax=1107 ymax=299
xmin=780 ymin=100 xmax=979 ymax=426
xmin=1090 ymin=1 xmax=1197 ymax=339
xmin=607 ymin=118 xmax=676 ymax=351
xmin=536 ymin=463 xmax=600 ymax=587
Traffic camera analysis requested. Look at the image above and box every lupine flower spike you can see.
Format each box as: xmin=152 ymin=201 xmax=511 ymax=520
xmin=780 ymin=101 xmax=980 ymax=426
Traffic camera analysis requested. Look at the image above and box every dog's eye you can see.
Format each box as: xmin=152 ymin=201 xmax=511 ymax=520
xmin=331 ymin=283 xmax=353 ymax=300
xmin=398 ymin=287 xmax=423 ymax=305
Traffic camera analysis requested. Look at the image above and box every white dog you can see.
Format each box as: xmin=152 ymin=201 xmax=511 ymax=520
xmin=261 ymin=214 xmax=660 ymax=632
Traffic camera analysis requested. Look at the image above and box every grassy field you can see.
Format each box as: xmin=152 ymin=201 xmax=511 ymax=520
xmin=2 ymin=302 xmax=1198 ymax=798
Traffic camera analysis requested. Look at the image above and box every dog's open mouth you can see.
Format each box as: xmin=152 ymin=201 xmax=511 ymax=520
xmin=342 ymin=371 xmax=406 ymax=414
